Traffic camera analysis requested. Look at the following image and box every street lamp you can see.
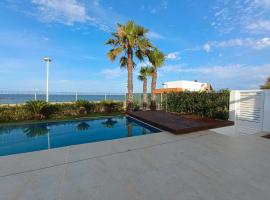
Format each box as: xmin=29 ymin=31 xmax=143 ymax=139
xmin=43 ymin=57 xmax=52 ymax=102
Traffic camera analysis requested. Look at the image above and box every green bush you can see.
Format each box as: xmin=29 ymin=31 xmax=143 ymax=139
xmin=0 ymin=105 xmax=32 ymax=122
xmin=0 ymin=101 xmax=124 ymax=123
xmin=101 ymin=100 xmax=123 ymax=113
xmin=165 ymin=90 xmax=230 ymax=120
xmin=75 ymin=100 xmax=96 ymax=113
xmin=25 ymin=100 xmax=47 ymax=115
xmin=133 ymin=101 xmax=141 ymax=111
xmin=41 ymin=104 xmax=60 ymax=118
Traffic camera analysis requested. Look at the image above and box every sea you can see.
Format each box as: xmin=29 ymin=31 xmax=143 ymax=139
xmin=0 ymin=94 xmax=126 ymax=104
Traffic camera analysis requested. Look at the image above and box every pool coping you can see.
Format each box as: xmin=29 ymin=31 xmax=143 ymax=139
xmin=0 ymin=130 xmax=213 ymax=178
xmin=0 ymin=114 xmax=124 ymax=127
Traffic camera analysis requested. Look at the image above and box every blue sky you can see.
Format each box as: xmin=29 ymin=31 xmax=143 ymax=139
xmin=0 ymin=0 xmax=269 ymax=93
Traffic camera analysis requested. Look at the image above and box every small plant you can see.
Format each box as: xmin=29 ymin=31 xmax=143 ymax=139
xmin=41 ymin=104 xmax=60 ymax=118
xmin=25 ymin=100 xmax=47 ymax=120
xmin=79 ymin=107 xmax=87 ymax=115
xmin=101 ymin=100 xmax=123 ymax=113
xmin=75 ymin=100 xmax=96 ymax=113
xmin=133 ymin=101 xmax=141 ymax=111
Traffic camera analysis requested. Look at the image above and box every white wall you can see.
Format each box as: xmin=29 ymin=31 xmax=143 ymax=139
xmin=163 ymin=80 xmax=207 ymax=91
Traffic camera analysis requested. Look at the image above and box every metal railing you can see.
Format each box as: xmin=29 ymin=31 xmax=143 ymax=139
xmin=0 ymin=91 xmax=165 ymax=110
xmin=0 ymin=91 xmax=126 ymax=104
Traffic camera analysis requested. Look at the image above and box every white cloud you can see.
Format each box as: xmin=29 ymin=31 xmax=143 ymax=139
xmin=166 ymin=52 xmax=181 ymax=60
xmin=203 ymin=44 xmax=211 ymax=52
xmin=161 ymin=63 xmax=270 ymax=89
xmin=246 ymin=20 xmax=270 ymax=33
xmin=210 ymin=0 xmax=270 ymax=34
xmin=144 ymin=1 xmax=168 ymax=15
xmin=32 ymin=0 xmax=89 ymax=25
xmin=27 ymin=0 xmax=122 ymax=31
xmin=100 ymin=67 xmax=125 ymax=78
xmin=203 ymin=37 xmax=270 ymax=52
xmin=146 ymin=31 xmax=165 ymax=40
xmin=255 ymin=0 xmax=270 ymax=7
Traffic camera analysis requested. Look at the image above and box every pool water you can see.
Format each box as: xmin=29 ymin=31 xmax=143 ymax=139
xmin=0 ymin=116 xmax=161 ymax=156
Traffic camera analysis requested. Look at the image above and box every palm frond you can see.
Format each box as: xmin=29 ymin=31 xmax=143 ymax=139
xmin=107 ymin=47 xmax=123 ymax=61
xmin=135 ymin=50 xmax=144 ymax=61
xmin=105 ymin=39 xmax=119 ymax=46
xmin=148 ymin=48 xmax=165 ymax=68
xmin=137 ymin=75 xmax=144 ymax=81
xmin=120 ymin=56 xmax=128 ymax=68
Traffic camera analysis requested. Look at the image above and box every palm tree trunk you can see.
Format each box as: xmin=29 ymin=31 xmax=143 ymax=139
xmin=127 ymin=47 xmax=133 ymax=111
xmin=151 ymin=68 xmax=157 ymax=111
xmin=143 ymin=78 xmax=147 ymax=110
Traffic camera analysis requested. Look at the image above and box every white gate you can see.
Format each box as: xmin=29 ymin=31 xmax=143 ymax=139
xmin=235 ymin=91 xmax=264 ymax=134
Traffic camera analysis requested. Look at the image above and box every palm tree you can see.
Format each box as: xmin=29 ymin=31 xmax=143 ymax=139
xmin=106 ymin=21 xmax=153 ymax=111
xmin=137 ymin=66 xmax=151 ymax=110
xmin=148 ymin=48 xmax=165 ymax=111
xmin=260 ymin=76 xmax=270 ymax=89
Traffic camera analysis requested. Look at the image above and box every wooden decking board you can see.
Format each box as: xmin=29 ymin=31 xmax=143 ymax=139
xmin=127 ymin=111 xmax=234 ymax=134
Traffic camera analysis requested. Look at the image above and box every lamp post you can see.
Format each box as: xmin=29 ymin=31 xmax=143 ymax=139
xmin=43 ymin=57 xmax=52 ymax=102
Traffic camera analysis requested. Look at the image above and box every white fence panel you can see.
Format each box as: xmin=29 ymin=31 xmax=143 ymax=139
xmin=230 ymin=90 xmax=270 ymax=135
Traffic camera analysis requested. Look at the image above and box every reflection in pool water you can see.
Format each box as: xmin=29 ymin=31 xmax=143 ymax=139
xmin=101 ymin=118 xmax=118 ymax=128
xmin=24 ymin=124 xmax=49 ymax=137
xmin=76 ymin=122 xmax=90 ymax=131
xmin=0 ymin=116 xmax=160 ymax=156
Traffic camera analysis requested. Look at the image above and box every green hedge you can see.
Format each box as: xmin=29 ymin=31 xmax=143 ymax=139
xmin=0 ymin=100 xmax=124 ymax=123
xmin=165 ymin=90 xmax=230 ymax=120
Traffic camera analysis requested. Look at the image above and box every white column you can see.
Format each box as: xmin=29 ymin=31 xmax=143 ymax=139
xmin=46 ymin=61 xmax=49 ymax=102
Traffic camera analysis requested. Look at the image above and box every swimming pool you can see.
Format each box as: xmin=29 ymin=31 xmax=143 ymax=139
xmin=0 ymin=116 xmax=161 ymax=156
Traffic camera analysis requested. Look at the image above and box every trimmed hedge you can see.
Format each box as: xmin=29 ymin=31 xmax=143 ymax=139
xmin=165 ymin=90 xmax=230 ymax=120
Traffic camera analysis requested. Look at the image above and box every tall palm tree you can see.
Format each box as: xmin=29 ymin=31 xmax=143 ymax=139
xmin=106 ymin=21 xmax=153 ymax=111
xmin=148 ymin=48 xmax=165 ymax=111
xmin=137 ymin=66 xmax=151 ymax=110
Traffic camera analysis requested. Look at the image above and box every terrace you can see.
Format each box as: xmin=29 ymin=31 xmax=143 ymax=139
xmin=1 ymin=129 xmax=270 ymax=200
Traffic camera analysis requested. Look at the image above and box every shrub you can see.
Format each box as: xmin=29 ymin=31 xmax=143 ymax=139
xmin=133 ymin=101 xmax=140 ymax=111
xmin=25 ymin=100 xmax=47 ymax=115
xmin=0 ymin=105 xmax=32 ymax=122
xmin=0 ymin=101 xmax=124 ymax=123
xmin=101 ymin=100 xmax=123 ymax=113
xmin=75 ymin=100 xmax=96 ymax=113
xmin=41 ymin=104 xmax=60 ymax=118
xmin=165 ymin=90 xmax=230 ymax=120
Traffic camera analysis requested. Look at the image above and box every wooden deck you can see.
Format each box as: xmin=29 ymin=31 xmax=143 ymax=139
xmin=127 ymin=111 xmax=234 ymax=134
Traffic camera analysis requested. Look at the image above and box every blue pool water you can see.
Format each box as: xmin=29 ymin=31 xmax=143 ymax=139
xmin=0 ymin=116 xmax=160 ymax=156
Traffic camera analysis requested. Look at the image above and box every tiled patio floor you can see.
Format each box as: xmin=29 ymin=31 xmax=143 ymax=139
xmin=0 ymin=130 xmax=270 ymax=200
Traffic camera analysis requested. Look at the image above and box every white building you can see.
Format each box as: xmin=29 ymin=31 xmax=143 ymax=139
xmin=162 ymin=80 xmax=212 ymax=92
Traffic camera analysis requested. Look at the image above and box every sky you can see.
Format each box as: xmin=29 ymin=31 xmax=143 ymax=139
xmin=0 ymin=0 xmax=269 ymax=93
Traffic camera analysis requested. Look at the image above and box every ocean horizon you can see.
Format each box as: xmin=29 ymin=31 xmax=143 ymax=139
xmin=0 ymin=93 xmax=126 ymax=104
